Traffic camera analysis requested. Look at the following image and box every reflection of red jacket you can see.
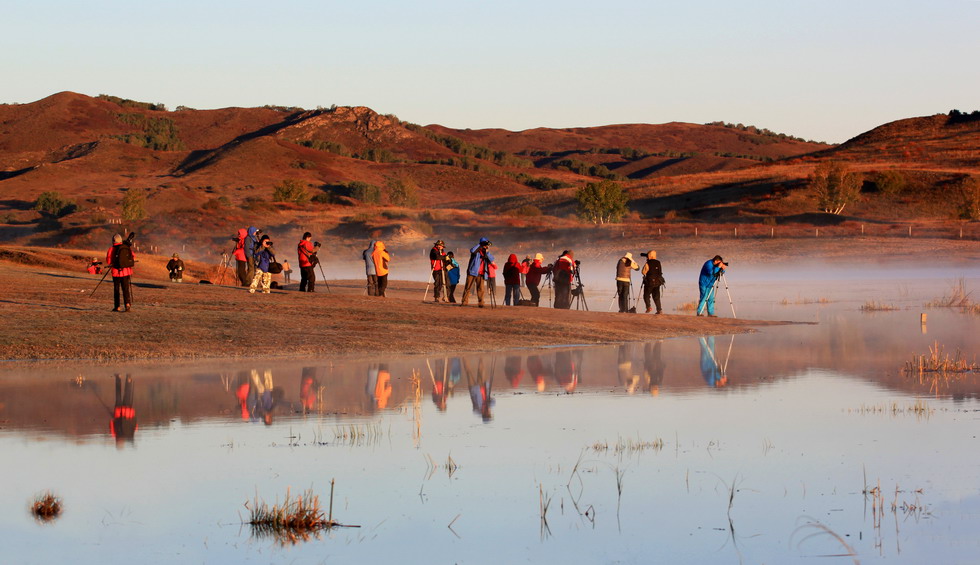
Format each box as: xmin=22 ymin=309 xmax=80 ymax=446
xmin=297 ymin=239 xmax=315 ymax=268
xmin=106 ymin=244 xmax=135 ymax=278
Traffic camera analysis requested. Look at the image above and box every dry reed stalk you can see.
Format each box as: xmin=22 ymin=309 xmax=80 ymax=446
xmin=674 ymin=301 xmax=697 ymax=312
xmin=925 ymin=278 xmax=973 ymax=308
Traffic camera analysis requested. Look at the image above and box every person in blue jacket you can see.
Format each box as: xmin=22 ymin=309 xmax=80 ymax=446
xmin=698 ymin=336 xmax=727 ymax=387
xmin=460 ymin=238 xmax=494 ymax=308
xmin=697 ymin=255 xmax=727 ymax=316
xmin=445 ymin=251 xmax=461 ymax=303
xmin=249 ymin=235 xmax=276 ymax=294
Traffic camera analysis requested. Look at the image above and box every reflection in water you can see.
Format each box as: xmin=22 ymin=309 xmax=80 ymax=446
xmin=110 ymin=374 xmax=137 ymax=447
xmin=464 ymin=358 xmax=494 ymax=422
xmin=300 ymin=366 xmax=319 ymax=414
xmin=428 ymin=358 xmax=454 ymax=412
xmin=366 ymin=363 xmax=392 ymax=410
xmin=554 ymin=350 xmax=580 ymax=393
xmin=527 ymin=354 xmax=552 ymax=392
xmin=644 ymin=340 xmax=666 ymax=395
xmin=699 ymin=336 xmax=729 ymax=388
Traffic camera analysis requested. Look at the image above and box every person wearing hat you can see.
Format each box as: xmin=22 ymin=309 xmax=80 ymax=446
xmin=429 ymin=239 xmax=449 ymax=303
xmin=460 ymin=237 xmax=494 ymax=307
xmin=615 ymin=252 xmax=640 ymax=313
xmin=522 ymin=253 xmax=552 ymax=306
xmin=166 ymin=253 xmax=185 ymax=283
xmin=297 ymin=232 xmax=317 ymax=293
xmin=697 ymin=254 xmax=727 ymax=316
xmin=640 ymin=250 xmax=664 ymax=314
xmin=553 ymin=250 xmax=575 ymax=309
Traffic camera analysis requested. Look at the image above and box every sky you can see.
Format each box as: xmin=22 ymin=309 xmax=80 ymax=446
xmin=2 ymin=0 xmax=978 ymax=144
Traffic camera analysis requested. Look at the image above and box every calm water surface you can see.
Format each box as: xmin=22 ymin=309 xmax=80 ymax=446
xmin=2 ymin=270 xmax=979 ymax=564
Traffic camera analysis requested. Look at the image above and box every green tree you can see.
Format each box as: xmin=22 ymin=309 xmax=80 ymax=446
xmin=272 ymin=179 xmax=309 ymax=203
xmin=348 ymin=181 xmax=382 ymax=204
xmin=873 ymin=170 xmax=907 ymax=195
xmin=33 ymin=191 xmax=76 ymax=217
xmin=576 ymin=180 xmax=629 ymax=224
xmin=120 ymin=188 xmax=147 ymax=221
xmin=387 ymin=177 xmax=420 ymax=207
xmin=809 ymin=162 xmax=861 ymax=214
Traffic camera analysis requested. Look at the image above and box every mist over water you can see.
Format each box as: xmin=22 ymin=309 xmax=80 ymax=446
xmin=1 ymin=266 xmax=978 ymax=564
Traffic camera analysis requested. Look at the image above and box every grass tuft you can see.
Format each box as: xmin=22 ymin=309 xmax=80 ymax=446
xmin=31 ymin=491 xmax=63 ymax=522
xmin=246 ymin=484 xmax=357 ymax=545
xmin=860 ymin=300 xmax=899 ymax=312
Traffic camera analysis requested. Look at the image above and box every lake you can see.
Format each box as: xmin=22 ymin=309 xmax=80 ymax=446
xmin=2 ymin=267 xmax=978 ymax=564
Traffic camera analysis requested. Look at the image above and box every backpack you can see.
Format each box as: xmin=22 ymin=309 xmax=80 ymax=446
xmin=114 ymin=244 xmax=135 ymax=269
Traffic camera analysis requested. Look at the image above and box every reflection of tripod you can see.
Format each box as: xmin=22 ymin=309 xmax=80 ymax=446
xmin=571 ymin=264 xmax=588 ymax=311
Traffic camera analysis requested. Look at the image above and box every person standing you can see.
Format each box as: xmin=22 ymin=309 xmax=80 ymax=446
xmin=244 ymin=227 xmax=261 ymax=286
xmin=297 ymin=232 xmax=317 ymax=292
xmin=429 ymin=239 xmax=448 ymax=303
xmin=281 ymin=259 xmax=292 ymax=284
xmin=106 ymin=233 xmax=135 ymax=312
xmin=641 ymin=250 xmax=664 ymax=314
xmin=460 ymin=238 xmax=494 ymax=308
xmin=553 ymin=250 xmax=574 ymax=309
xmin=615 ymin=252 xmax=639 ymax=313
xmin=249 ymin=235 xmax=276 ymax=294
xmin=523 ymin=253 xmax=551 ymax=306
xmin=233 ymin=228 xmax=249 ymax=286
xmin=697 ymin=254 xmax=727 ymax=316
xmin=371 ymin=240 xmax=390 ymax=297
xmin=503 ymin=254 xmax=526 ymax=306
xmin=166 ymin=253 xmax=185 ymax=283
xmin=363 ymin=240 xmax=378 ymax=296
xmin=446 ymin=251 xmax=461 ymax=303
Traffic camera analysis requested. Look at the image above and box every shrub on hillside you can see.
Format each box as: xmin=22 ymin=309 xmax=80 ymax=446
xmin=959 ymin=176 xmax=980 ymax=220
xmin=272 ymin=180 xmax=309 ymax=204
xmin=387 ymin=178 xmax=420 ymax=207
xmin=507 ymin=205 xmax=543 ymax=217
xmin=113 ymin=113 xmax=185 ymax=151
xmin=871 ymin=170 xmax=907 ymax=195
xmin=33 ymin=191 xmax=77 ymax=217
xmin=348 ymin=181 xmax=382 ymax=204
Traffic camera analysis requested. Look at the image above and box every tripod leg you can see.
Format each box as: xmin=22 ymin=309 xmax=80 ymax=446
xmin=422 ymin=282 xmax=430 ymax=303
xmin=722 ymin=274 xmax=736 ymax=318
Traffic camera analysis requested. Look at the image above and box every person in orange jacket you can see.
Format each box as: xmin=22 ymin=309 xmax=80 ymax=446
xmin=371 ymin=241 xmax=391 ymax=297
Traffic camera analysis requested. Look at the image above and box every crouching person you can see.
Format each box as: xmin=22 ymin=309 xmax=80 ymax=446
xmin=167 ymin=253 xmax=185 ymax=283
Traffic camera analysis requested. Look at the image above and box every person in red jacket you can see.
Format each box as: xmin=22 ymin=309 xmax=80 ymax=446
xmin=429 ymin=240 xmax=449 ymax=303
xmin=502 ymin=254 xmax=527 ymax=306
xmin=232 ymin=228 xmax=249 ymax=286
xmin=106 ymin=233 xmax=135 ymax=312
xmin=297 ymin=232 xmax=317 ymax=292
xmin=553 ymin=250 xmax=575 ymax=309
xmin=523 ymin=253 xmax=552 ymax=306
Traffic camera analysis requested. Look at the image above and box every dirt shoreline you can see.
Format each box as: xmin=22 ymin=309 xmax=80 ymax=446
xmin=0 ymin=259 xmax=792 ymax=364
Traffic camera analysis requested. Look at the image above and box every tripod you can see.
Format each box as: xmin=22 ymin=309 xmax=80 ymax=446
xmin=316 ymin=262 xmax=332 ymax=293
xmin=571 ymin=265 xmax=588 ymax=311
xmin=697 ymin=273 xmax=736 ymax=318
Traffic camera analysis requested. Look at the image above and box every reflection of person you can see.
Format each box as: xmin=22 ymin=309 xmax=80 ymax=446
xmin=300 ymin=367 xmax=318 ymax=414
xmin=166 ymin=253 xmax=184 ymax=283
xmin=504 ymin=355 xmax=524 ymax=387
xmin=644 ymin=340 xmax=666 ymax=395
xmin=431 ymin=358 xmax=453 ymax=412
xmin=697 ymin=255 xmax=727 ymax=317
xmin=615 ymin=252 xmax=640 ymax=313
xmin=235 ymin=371 xmax=251 ymax=420
xmin=110 ymin=374 xmax=137 ymax=445
xmin=553 ymin=251 xmax=574 ymax=309
xmin=249 ymin=369 xmax=278 ymax=425
xmin=554 ymin=350 xmax=578 ymax=392
xmin=463 ymin=357 xmax=494 ymax=422
xmin=641 ymin=250 xmax=664 ymax=314
xmin=617 ymin=344 xmax=640 ymax=394
xmin=526 ymin=354 xmax=551 ymax=392
xmin=698 ymin=336 xmax=727 ymax=387
xmin=366 ymin=363 xmax=392 ymax=409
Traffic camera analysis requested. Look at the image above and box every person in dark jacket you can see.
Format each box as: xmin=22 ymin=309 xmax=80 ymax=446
xmin=106 ymin=233 xmax=135 ymax=312
xmin=553 ymin=250 xmax=575 ymax=309
xmin=362 ymin=240 xmax=378 ymax=296
xmin=244 ymin=226 xmax=261 ymax=285
xmin=429 ymin=240 xmax=449 ymax=303
xmin=523 ymin=253 xmax=552 ymax=306
xmin=297 ymin=232 xmax=317 ymax=292
xmin=641 ymin=249 xmax=664 ymax=314
xmin=110 ymin=373 xmax=137 ymax=446
xmin=166 ymin=253 xmax=185 ymax=283
xmin=502 ymin=254 xmax=526 ymax=306
xmin=249 ymin=235 xmax=276 ymax=294
xmin=446 ymin=251 xmax=461 ymax=303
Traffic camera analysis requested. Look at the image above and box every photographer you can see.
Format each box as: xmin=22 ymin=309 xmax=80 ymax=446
xmin=460 ymin=238 xmax=494 ymax=308
xmin=523 ymin=253 xmax=552 ymax=306
xmin=232 ymin=228 xmax=249 ymax=286
xmin=697 ymin=254 xmax=728 ymax=317
xmin=615 ymin=252 xmax=639 ymax=313
xmin=641 ymin=250 xmax=664 ymax=314
xmin=429 ymin=239 xmax=448 ymax=303
xmin=249 ymin=235 xmax=276 ymax=294
xmin=106 ymin=233 xmax=136 ymax=312
xmin=166 ymin=253 xmax=185 ymax=283
xmin=297 ymin=232 xmax=318 ymax=292
xmin=244 ymin=227 xmax=261 ymax=286
xmin=553 ymin=250 xmax=575 ymax=309
xmin=86 ymin=258 xmax=102 ymax=275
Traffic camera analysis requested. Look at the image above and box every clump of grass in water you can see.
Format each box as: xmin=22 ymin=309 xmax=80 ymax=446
xmin=779 ymin=296 xmax=832 ymax=305
xmin=925 ymin=278 xmax=973 ymax=308
xmin=904 ymin=341 xmax=978 ymax=375
xmin=860 ymin=300 xmax=899 ymax=312
xmin=245 ymin=483 xmax=357 ymax=545
xmin=31 ymin=491 xmax=62 ymax=522
xmin=590 ymin=435 xmax=664 ymax=454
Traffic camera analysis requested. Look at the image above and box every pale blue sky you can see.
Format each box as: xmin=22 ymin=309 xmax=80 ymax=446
xmin=2 ymin=0 xmax=977 ymax=143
